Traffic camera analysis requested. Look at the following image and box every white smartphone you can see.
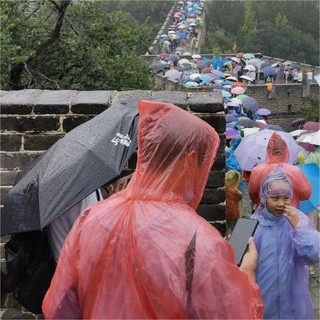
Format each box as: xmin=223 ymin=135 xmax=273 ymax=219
xmin=228 ymin=217 xmax=259 ymax=266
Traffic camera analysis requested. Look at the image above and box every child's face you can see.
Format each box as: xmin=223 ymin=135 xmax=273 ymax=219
xmin=266 ymin=195 xmax=291 ymax=217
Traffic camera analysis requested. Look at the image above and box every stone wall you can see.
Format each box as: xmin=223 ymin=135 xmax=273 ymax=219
xmin=0 ymin=89 xmax=227 ymax=234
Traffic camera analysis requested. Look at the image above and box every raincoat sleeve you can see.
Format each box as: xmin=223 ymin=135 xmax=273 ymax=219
xmin=42 ymin=209 xmax=89 ymax=319
xmin=290 ymin=211 xmax=320 ymax=265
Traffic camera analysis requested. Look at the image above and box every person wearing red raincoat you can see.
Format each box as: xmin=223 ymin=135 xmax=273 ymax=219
xmin=42 ymin=100 xmax=263 ymax=319
xmin=248 ymin=132 xmax=311 ymax=210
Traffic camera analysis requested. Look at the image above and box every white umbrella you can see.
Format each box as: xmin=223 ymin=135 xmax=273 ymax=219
xmin=243 ymin=65 xmax=256 ymax=71
xmin=164 ymin=69 xmax=181 ymax=81
xmin=289 ymin=129 xmax=308 ymax=137
xmin=296 ymin=130 xmax=320 ymax=145
xmin=240 ymin=75 xmax=254 ymax=82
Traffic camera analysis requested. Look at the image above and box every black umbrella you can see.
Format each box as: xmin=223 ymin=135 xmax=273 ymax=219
xmin=1 ymin=102 xmax=139 ymax=236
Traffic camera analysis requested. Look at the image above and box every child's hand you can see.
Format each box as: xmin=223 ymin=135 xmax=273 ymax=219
xmin=284 ymin=205 xmax=299 ymax=228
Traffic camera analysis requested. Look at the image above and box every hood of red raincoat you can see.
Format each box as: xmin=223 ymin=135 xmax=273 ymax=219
xmin=265 ymin=132 xmax=289 ymax=163
xmin=123 ymin=100 xmax=220 ymax=209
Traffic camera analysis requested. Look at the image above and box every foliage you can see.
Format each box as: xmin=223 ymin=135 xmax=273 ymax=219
xmin=300 ymin=98 xmax=320 ymax=122
xmin=0 ymin=0 xmax=155 ymax=90
xmin=203 ymin=0 xmax=319 ymax=66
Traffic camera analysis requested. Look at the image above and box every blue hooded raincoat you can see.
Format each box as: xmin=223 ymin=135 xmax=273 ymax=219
xmin=251 ymin=165 xmax=319 ymax=319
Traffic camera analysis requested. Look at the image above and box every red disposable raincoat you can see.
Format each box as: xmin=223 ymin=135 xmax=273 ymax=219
xmin=43 ymin=101 xmax=263 ymax=319
xmin=248 ymin=132 xmax=311 ymax=209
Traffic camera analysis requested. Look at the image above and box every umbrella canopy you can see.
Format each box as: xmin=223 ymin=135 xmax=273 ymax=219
xmin=1 ymin=102 xmax=139 ymax=235
xmin=226 ymin=114 xmax=238 ymax=123
xmin=164 ymin=69 xmax=181 ymax=81
xmin=243 ymin=65 xmax=256 ymax=71
xmin=242 ymin=96 xmax=259 ymax=112
xmin=210 ymin=69 xmax=225 ymax=78
xmin=289 ymin=129 xmax=308 ymax=137
xmin=226 ymin=76 xmax=238 ymax=82
xmin=256 ymin=108 xmax=271 ymax=116
xmin=236 ymin=94 xmax=249 ymax=101
xmin=236 ymin=117 xmax=258 ymax=128
xmin=231 ymin=82 xmax=245 ymax=87
xmin=303 ymin=121 xmax=320 ymax=131
xmin=226 ymin=127 xmax=239 ymax=140
xmin=291 ymin=118 xmax=307 ymax=127
xmin=243 ymin=53 xmax=255 ymax=60
xmin=296 ymin=130 xmax=320 ymax=145
xmin=242 ymin=127 xmax=260 ymax=136
xmin=221 ymin=90 xmax=232 ymax=98
xmin=231 ymin=87 xmax=246 ymax=95
xmin=296 ymin=163 xmax=320 ymax=213
xmin=239 ymin=75 xmax=253 ymax=82
xmin=234 ymin=129 xmax=302 ymax=171
xmin=314 ymin=74 xmax=320 ymax=86
xmin=263 ymin=66 xmax=276 ymax=77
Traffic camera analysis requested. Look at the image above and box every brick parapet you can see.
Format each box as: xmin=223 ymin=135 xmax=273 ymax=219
xmin=0 ymin=90 xmax=227 ymax=233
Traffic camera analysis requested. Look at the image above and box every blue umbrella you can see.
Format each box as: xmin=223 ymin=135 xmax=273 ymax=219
xmin=296 ymin=163 xmax=319 ymax=213
xmin=199 ymin=75 xmax=214 ymax=85
xmin=211 ymin=69 xmax=226 ymax=78
xmin=242 ymin=97 xmax=260 ymax=112
xmin=263 ymin=66 xmax=276 ymax=77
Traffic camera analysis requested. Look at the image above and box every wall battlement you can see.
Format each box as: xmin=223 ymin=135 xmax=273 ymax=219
xmin=0 ymin=89 xmax=227 ymax=234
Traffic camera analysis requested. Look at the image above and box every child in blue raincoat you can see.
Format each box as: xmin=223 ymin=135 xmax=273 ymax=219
xmin=251 ymin=165 xmax=320 ymax=319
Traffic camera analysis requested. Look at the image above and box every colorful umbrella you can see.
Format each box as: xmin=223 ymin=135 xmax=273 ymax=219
xmin=231 ymin=87 xmax=246 ymax=95
xmin=256 ymin=108 xmax=271 ymax=116
xmin=236 ymin=117 xmax=258 ymax=128
xmin=242 ymin=97 xmax=259 ymax=112
xmin=226 ymin=114 xmax=238 ymax=123
xmin=234 ymin=129 xmax=302 ymax=171
xmin=296 ymin=130 xmax=320 ymax=146
xmin=296 ymin=163 xmax=320 ymax=213
xmin=243 ymin=65 xmax=256 ymax=71
xmin=226 ymin=127 xmax=239 ymax=140
xmin=303 ymin=121 xmax=320 ymax=131
xmin=289 ymin=129 xmax=307 ymax=137
xmin=291 ymin=118 xmax=307 ymax=127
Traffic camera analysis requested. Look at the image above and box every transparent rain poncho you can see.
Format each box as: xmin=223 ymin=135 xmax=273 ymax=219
xmin=248 ymin=132 xmax=311 ymax=208
xmin=251 ymin=166 xmax=320 ymax=319
xmin=43 ymin=100 xmax=263 ymax=319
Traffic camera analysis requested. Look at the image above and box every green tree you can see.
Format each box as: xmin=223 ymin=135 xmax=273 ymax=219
xmin=0 ymin=0 xmax=154 ymax=90
xmin=238 ymin=2 xmax=258 ymax=52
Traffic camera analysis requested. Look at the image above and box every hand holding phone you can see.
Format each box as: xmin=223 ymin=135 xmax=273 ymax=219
xmin=239 ymin=237 xmax=258 ymax=281
xmin=228 ymin=218 xmax=259 ymax=266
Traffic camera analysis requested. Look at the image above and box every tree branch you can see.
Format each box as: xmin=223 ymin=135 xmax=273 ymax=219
xmin=10 ymin=0 xmax=71 ymax=89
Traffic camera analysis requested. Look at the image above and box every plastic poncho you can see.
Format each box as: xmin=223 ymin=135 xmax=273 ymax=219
xmin=43 ymin=100 xmax=264 ymax=319
xmin=248 ymin=133 xmax=311 ymax=208
xmin=225 ymin=170 xmax=243 ymax=222
xmin=251 ymin=166 xmax=320 ymax=319
xmin=226 ymin=134 xmax=242 ymax=172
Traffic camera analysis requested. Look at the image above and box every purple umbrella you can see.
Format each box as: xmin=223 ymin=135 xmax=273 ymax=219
xmin=211 ymin=69 xmax=226 ymax=78
xmin=256 ymin=108 xmax=271 ymax=116
xmin=226 ymin=127 xmax=239 ymax=140
xmin=242 ymin=97 xmax=260 ymax=112
xmin=234 ymin=129 xmax=301 ymax=171
xmin=226 ymin=114 xmax=238 ymax=123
